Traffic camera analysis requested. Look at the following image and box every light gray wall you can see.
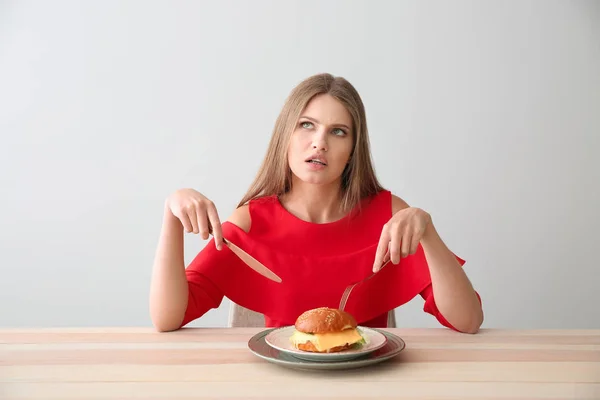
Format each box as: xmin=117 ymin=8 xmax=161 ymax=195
xmin=1 ymin=0 xmax=598 ymax=329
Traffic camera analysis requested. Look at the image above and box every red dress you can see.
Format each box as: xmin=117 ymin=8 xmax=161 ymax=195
xmin=181 ymin=190 xmax=479 ymax=330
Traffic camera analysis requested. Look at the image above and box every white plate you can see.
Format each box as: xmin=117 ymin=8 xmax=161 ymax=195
xmin=248 ymin=328 xmax=405 ymax=370
xmin=264 ymin=325 xmax=388 ymax=362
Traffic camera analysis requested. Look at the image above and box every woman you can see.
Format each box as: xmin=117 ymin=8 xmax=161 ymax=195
xmin=149 ymin=73 xmax=483 ymax=333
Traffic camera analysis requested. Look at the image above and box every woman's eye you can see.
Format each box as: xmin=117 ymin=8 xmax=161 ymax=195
xmin=332 ymin=128 xmax=346 ymax=136
xmin=301 ymin=121 xmax=313 ymax=129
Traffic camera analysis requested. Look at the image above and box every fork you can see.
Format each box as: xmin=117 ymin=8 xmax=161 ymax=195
xmin=338 ymin=252 xmax=391 ymax=311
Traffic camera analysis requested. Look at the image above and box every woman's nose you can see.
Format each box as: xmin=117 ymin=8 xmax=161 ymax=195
xmin=311 ymin=131 xmax=328 ymax=151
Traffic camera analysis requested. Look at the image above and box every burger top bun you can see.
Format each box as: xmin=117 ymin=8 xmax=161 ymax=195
xmin=294 ymin=307 xmax=357 ymax=334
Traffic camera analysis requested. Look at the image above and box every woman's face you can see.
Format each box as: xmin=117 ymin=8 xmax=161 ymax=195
xmin=287 ymin=94 xmax=354 ymax=187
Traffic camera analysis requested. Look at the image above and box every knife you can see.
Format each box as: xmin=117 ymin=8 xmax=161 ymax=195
xmin=221 ymin=237 xmax=283 ymax=283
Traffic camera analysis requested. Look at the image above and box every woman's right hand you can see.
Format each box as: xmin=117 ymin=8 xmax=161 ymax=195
xmin=165 ymin=188 xmax=224 ymax=250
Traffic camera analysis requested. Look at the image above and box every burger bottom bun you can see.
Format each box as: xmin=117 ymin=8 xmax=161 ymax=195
xmin=295 ymin=342 xmax=354 ymax=353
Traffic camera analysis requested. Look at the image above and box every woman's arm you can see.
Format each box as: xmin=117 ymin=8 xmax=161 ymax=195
xmin=149 ymin=188 xmax=226 ymax=332
xmin=149 ymin=198 xmax=252 ymax=332
xmin=374 ymin=194 xmax=483 ymax=333
xmin=419 ymin=222 xmax=483 ymax=333
xmin=149 ymin=205 xmax=189 ymax=332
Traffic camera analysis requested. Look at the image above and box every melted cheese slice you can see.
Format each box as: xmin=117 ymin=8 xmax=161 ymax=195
xmin=289 ymin=328 xmax=364 ymax=352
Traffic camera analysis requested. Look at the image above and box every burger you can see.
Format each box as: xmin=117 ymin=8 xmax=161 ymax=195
xmin=289 ymin=307 xmax=367 ymax=353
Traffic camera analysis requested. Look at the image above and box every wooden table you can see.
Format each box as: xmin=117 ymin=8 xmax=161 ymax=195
xmin=1 ymin=328 xmax=599 ymax=399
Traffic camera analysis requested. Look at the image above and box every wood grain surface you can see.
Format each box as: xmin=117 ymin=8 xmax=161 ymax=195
xmin=1 ymin=328 xmax=598 ymax=399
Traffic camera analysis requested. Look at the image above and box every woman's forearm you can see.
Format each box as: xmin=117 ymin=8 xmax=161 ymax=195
xmin=420 ymin=224 xmax=483 ymax=333
xmin=149 ymin=204 xmax=189 ymax=332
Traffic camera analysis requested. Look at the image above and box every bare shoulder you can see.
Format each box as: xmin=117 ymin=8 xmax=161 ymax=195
xmin=227 ymin=204 xmax=252 ymax=233
xmin=390 ymin=193 xmax=410 ymax=214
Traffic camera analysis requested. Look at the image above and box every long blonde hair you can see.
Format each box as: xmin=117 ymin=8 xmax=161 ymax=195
xmin=237 ymin=73 xmax=384 ymax=213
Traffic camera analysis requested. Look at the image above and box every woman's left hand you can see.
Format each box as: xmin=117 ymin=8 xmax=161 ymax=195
xmin=373 ymin=207 xmax=432 ymax=272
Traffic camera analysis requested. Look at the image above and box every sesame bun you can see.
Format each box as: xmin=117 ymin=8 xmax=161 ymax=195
xmin=294 ymin=307 xmax=357 ymax=334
